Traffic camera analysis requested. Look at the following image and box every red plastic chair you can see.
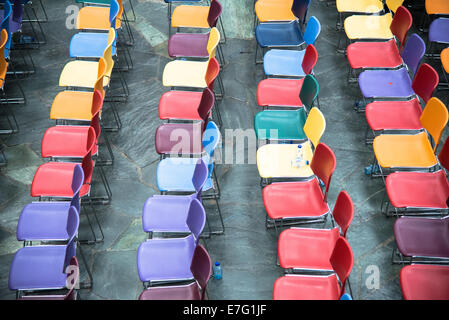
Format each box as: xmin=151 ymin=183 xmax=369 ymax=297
xmin=273 ymin=237 xmax=353 ymax=300
xmin=278 ymin=191 xmax=354 ymax=270
xmin=256 ymin=44 xmax=318 ymax=109
xmin=262 ymin=143 xmax=336 ymax=228
xmin=346 ymin=6 xmax=413 ymax=71
xmin=400 ymin=264 xmax=449 ymax=300
xmin=138 ymin=245 xmax=212 ymax=300
xmin=41 ymin=90 xmax=103 ymax=159
xmin=384 ymin=136 xmax=449 ymax=216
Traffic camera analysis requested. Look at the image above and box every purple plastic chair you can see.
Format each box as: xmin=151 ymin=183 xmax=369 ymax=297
xmin=138 ymin=244 xmax=212 ymax=300
xmin=142 ymin=159 xmax=208 ymax=234
xmin=393 ymin=216 xmax=449 ymax=264
xmin=137 ymin=199 xmax=206 ymax=285
xmin=17 ymin=165 xmax=84 ymax=242
xmin=9 ymin=237 xmax=77 ymax=293
xmin=358 ymin=33 xmax=426 ymax=100
xmin=428 ymin=18 xmax=449 ymax=58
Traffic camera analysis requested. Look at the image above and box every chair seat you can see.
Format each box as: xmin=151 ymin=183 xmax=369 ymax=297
xmin=386 ymin=170 xmax=449 ymax=209
xmin=168 ymin=33 xmax=209 ymax=58
xmin=157 ymin=157 xmax=213 ymax=192
xmin=41 ymin=126 xmax=97 ymax=159
xmin=9 ymin=246 xmax=68 ymax=290
xmin=336 ymin=0 xmax=383 ymax=13
xmin=155 ymin=123 xmax=204 ymax=155
xmin=50 ymin=91 xmax=95 ymax=121
xmin=344 ymin=13 xmax=393 ymax=40
xmin=255 ymin=0 xmax=295 ymax=22
xmin=273 ymin=274 xmax=341 ymax=300
xmin=159 ymin=90 xmax=204 ymax=120
xmin=358 ymin=68 xmax=413 ymax=99
xmin=162 ymin=60 xmax=208 ymax=88
xmin=17 ymin=202 xmax=72 ymax=241
xmin=262 ymin=179 xmax=329 ymax=219
xmin=59 ymin=60 xmax=110 ymax=88
xmin=76 ymin=6 xmax=121 ymax=30
xmin=256 ymin=142 xmax=314 ymax=179
xmin=69 ymin=32 xmax=116 ymax=58
xmin=254 ymin=108 xmax=307 ymax=140
xmin=278 ymin=227 xmax=340 ymax=270
xmin=394 ymin=216 xmax=449 ymax=259
xmin=139 ymin=283 xmax=201 ymax=300
xmin=347 ymin=39 xmax=403 ymax=69
xmin=429 ymin=18 xmax=449 ymax=44
xmin=137 ymin=236 xmax=196 ymax=283
xmin=426 ymin=0 xmax=449 ymax=15
xmin=263 ymin=49 xmax=306 ymax=77
xmin=365 ymin=99 xmax=423 ymax=131
xmin=373 ymin=132 xmax=437 ymax=169
xmin=255 ymin=21 xmax=304 ymax=48
xmin=257 ymin=78 xmax=303 ymax=107
xmin=400 ymin=264 xmax=449 ymax=300
xmin=0 ymin=10 xmax=22 ymax=34
xmin=31 ymin=162 xmax=91 ymax=198
xmin=142 ymin=195 xmax=193 ymax=233
xmin=171 ymin=5 xmax=210 ymax=28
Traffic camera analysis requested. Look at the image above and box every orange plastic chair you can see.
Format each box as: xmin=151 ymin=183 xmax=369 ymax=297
xmin=441 ymin=48 xmax=449 ymax=94
xmin=255 ymin=0 xmax=295 ymax=23
xmin=77 ymin=0 xmax=123 ymax=30
xmin=426 ymin=0 xmax=449 ymax=15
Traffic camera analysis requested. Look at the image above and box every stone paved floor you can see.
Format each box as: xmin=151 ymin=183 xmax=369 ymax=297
xmin=0 ymin=0 xmax=448 ymax=300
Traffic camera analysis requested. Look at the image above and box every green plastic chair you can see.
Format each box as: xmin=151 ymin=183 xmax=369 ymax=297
xmin=254 ymin=74 xmax=319 ymax=140
xmin=76 ymin=0 xmax=136 ymax=22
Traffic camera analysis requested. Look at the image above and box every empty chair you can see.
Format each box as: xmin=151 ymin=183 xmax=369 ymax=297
xmin=278 ymin=191 xmax=354 ymax=271
xmin=255 ymin=0 xmax=297 ymax=23
xmin=165 ymin=0 xmax=202 ymax=20
xmin=336 ymin=0 xmax=384 ymax=29
xmin=426 ymin=18 xmax=449 ymax=58
xmin=400 ymin=264 xmax=449 ymax=300
xmin=273 ymin=237 xmax=353 ymax=300
xmin=262 ymin=143 xmax=336 ymax=229
xmin=425 ymin=0 xmax=449 ymax=15
xmin=139 ymin=244 xmax=211 ymax=300
xmin=168 ymin=26 xmax=222 ymax=60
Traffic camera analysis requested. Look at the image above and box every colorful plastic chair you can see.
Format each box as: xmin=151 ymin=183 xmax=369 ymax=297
xmin=139 ymin=244 xmax=211 ymax=300
xmin=76 ymin=0 xmax=135 ymax=22
xmin=263 ymin=21 xmax=320 ymax=77
xmin=425 ymin=0 xmax=449 ymax=15
xmin=255 ymin=0 xmax=296 ymax=24
xmin=336 ymin=0 xmax=384 ymax=30
xmin=262 ymin=143 xmax=336 ymax=228
xmin=400 ymin=264 xmax=449 ymax=300
xmin=165 ymin=0 xmax=202 ymax=20
xmin=441 ymin=48 xmax=449 ymax=102
xmin=256 ymin=107 xmax=325 ymax=180
xmin=384 ymin=136 xmax=449 ymax=216
xmin=254 ymin=75 xmax=319 ymax=140
xmin=427 ymin=18 xmax=449 ymax=58
xmin=372 ymin=98 xmax=448 ymax=174
xmin=136 ymin=200 xmax=206 ymax=286
xmin=273 ymin=237 xmax=353 ymax=300
xmin=278 ymin=191 xmax=354 ymax=271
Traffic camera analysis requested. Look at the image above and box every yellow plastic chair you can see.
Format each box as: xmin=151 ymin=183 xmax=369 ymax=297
xmin=255 ymin=0 xmax=295 ymax=23
xmin=59 ymin=28 xmax=115 ymax=89
xmin=256 ymin=107 xmax=326 ymax=180
xmin=373 ymin=97 xmax=449 ymax=171
xmin=336 ymin=0 xmax=384 ymax=29
xmin=77 ymin=0 xmax=123 ymax=30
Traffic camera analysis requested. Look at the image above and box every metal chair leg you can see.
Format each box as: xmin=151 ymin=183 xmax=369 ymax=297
xmin=77 ymin=241 xmax=94 ymax=289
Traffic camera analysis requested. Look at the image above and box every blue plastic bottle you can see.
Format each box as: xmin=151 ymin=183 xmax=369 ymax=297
xmin=213 ymin=262 xmax=222 ymax=280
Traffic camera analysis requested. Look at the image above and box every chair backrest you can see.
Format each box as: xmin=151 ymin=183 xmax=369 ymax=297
xmin=332 ymin=191 xmax=354 ymax=238
xmin=303 ymin=107 xmax=325 ymax=149
xmin=67 ymin=206 xmax=80 ymax=244
xmin=186 ymin=199 xmax=206 ymax=241
xmin=102 ymin=28 xmax=116 ymax=80
xmin=90 ymin=90 xmax=104 ymax=142
xmin=207 ymin=0 xmax=222 ymax=28
xmin=192 ymin=158 xmax=209 ymax=196
xmin=419 ymin=97 xmax=448 ymax=151
xmin=438 ymin=137 xmax=449 ymax=172
xmin=386 ymin=0 xmax=405 ymax=13
xmin=207 ymin=27 xmax=220 ymax=59
xmin=291 ymin=0 xmax=311 ymax=25
xmin=301 ymin=44 xmax=318 ymax=77
xmin=401 ymin=33 xmax=425 ymax=76
xmin=0 ymin=29 xmax=8 ymax=85
xmin=202 ymin=121 xmax=221 ymax=178
xmin=95 ymin=58 xmax=107 ymax=98
xmin=70 ymin=164 xmax=85 ymax=213
xmin=310 ymin=143 xmax=336 ymax=202
xmin=390 ymin=6 xmax=412 ymax=49
xmin=11 ymin=0 xmax=23 ymax=23
xmin=205 ymin=58 xmax=220 ymax=91
xmin=117 ymin=0 xmax=124 ymax=23
xmin=299 ymin=74 xmax=319 ymax=110
xmin=303 ymin=16 xmax=321 ymax=46
xmin=190 ymin=244 xmax=212 ymax=300
xmin=109 ymin=0 xmax=120 ymax=28
xmin=80 ymin=130 xmax=97 ymax=187
xmin=197 ymin=88 xmax=215 ymax=123
xmin=412 ymin=63 xmax=439 ymax=104
xmin=442 ymin=48 xmax=449 ymax=74
xmin=2 ymin=1 xmax=12 ymax=51
xmin=330 ymin=237 xmax=354 ymax=298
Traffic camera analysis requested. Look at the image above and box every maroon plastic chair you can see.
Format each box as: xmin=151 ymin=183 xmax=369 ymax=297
xmin=138 ymin=244 xmax=212 ymax=300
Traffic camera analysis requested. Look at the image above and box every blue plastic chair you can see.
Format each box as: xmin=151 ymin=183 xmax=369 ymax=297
xmin=340 ymin=293 xmax=353 ymax=300
xmin=254 ymin=0 xmax=311 ymax=63
xmin=263 ymin=16 xmax=321 ymax=77
xmin=1 ymin=0 xmax=12 ymax=58
xmin=69 ymin=0 xmax=119 ymax=59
